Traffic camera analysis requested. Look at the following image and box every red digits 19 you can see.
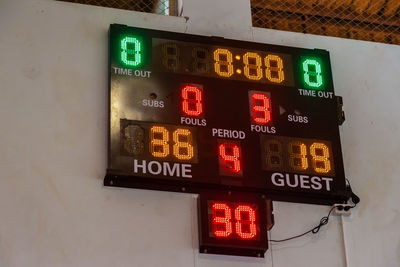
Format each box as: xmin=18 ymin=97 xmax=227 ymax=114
xmin=211 ymin=202 xmax=257 ymax=239
xmin=181 ymin=85 xmax=203 ymax=116
xmin=251 ymin=93 xmax=271 ymax=124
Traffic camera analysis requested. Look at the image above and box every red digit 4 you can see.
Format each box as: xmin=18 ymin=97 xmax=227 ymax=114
xmin=218 ymin=143 xmax=242 ymax=173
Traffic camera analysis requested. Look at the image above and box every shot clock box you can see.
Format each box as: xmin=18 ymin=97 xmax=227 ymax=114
xmin=197 ymin=192 xmax=272 ymax=257
xmin=105 ymin=24 xmax=348 ymax=205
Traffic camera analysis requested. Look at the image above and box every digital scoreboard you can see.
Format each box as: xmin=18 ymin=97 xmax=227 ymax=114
xmin=104 ymin=24 xmax=349 ymax=257
xmin=105 ymin=24 xmax=347 ymax=205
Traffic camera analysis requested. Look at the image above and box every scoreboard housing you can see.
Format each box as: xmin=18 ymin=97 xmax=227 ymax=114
xmin=105 ymin=24 xmax=347 ymax=205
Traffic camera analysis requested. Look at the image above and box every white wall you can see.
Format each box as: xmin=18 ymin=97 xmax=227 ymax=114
xmin=0 ymin=0 xmax=399 ymax=266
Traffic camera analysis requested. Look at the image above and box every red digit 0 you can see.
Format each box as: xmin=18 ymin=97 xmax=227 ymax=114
xmin=181 ymin=85 xmax=203 ymax=116
xmin=235 ymin=205 xmax=257 ymax=239
xmin=219 ymin=143 xmax=241 ymax=173
xmin=211 ymin=202 xmax=232 ymax=238
xmin=251 ymin=93 xmax=271 ymax=124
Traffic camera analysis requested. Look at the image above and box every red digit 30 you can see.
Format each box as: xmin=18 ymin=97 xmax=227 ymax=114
xmin=211 ymin=202 xmax=257 ymax=239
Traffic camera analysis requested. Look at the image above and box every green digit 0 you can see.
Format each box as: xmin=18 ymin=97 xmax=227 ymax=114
xmin=302 ymin=59 xmax=323 ymax=88
xmin=121 ymin=36 xmax=142 ymax=67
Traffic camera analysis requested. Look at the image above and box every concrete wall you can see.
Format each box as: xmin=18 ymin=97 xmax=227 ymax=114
xmin=0 ymin=0 xmax=399 ymax=266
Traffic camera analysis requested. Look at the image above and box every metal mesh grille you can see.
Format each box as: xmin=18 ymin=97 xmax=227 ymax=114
xmin=58 ymin=0 xmax=178 ymax=16
xmin=251 ymin=0 xmax=400 ymax=45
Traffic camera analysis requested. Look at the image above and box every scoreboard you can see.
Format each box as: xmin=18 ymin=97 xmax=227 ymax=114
xmin=105 ymin=24 xmax=347 ymax=204
xmin=104 ymin=24 xmax=348 ymax=257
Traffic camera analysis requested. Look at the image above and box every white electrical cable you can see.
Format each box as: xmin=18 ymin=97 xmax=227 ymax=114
xmin=268 ymin=231 xmax=275 ymax=267
xmin=191 ymin=195 xmax=198 ymax=267
xmin=178 ymin=0 xmax=184 ymax=16
xmin=340 ymin=215 xmax=350 ymax=267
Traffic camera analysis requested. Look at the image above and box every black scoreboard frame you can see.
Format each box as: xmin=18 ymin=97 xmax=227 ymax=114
xmin=104 ymin=24 xmax=349 ymax=206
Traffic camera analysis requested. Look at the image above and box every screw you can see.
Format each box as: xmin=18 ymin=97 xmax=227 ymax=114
xmin=182 ymin=187 xmax=186 ymax=192
xmin=109 ymin=180 xmax=114 ymax=185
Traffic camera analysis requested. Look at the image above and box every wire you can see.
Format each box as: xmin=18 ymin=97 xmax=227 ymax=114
xmin=270 ymin=206 xmax=336 ymax=242
xmin=270 ymin=178 xmax=359 ymax=243
xmin=268 ymin=231 xmax=275 ymax=267
xmin=346 ymin=178 xmax=360 ymax=205
xmin=340 ymin=215 xmax=349 ymax=267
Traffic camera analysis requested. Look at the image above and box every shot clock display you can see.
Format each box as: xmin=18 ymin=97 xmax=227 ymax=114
xmin=208 ymin=201 xmax=259 ymax=240
xmin=197 ymin=192 xmax=271 ymax=257
xmin=105 ymin=24 xmax=347 ymax=206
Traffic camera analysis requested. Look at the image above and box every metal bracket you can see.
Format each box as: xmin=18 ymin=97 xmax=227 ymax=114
xmin=336 ymin=96 xmax=345 ymax=125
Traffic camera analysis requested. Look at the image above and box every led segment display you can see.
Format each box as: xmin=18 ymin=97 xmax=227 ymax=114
xmin=152 ymin=38 xmax=295 ymax=86
xmin=249 ymin=91 xmax=272 ymax=125
xmin=208 ymin=201 xmax=258 ymax=240
xmin=218 ymin=140 xmax=243 ymax=177
xmin=181 ymin=84 xmax=204 ymax=117
xmin=120 ymin=36 xmax=143 ymax=67
xmin=120 ymin=119 xmax=198 ymax=163
xmin=106 ymin=24 xmax=346 ymax=206
xmin=261 ymin=135 xmax=335 ymax=176
xmin=299 ymin=57 xmax=326 ymax=90
xmin=198 ymin=193 xmax=270 ymax=257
